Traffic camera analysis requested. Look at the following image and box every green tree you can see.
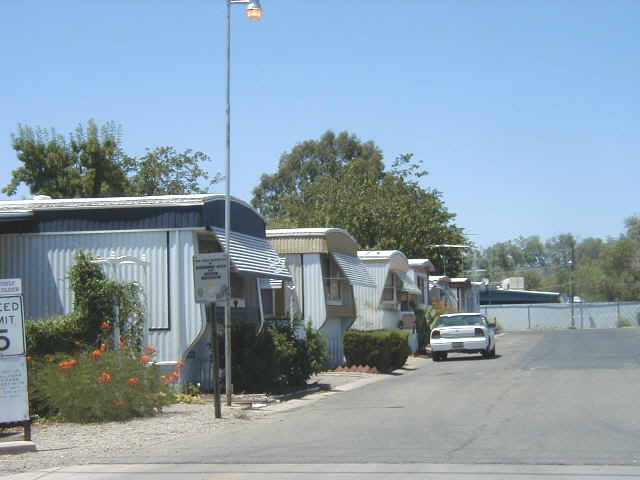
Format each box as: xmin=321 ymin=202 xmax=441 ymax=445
xmin=129 ymin=146 xmax=221 ymax=196
xmin=4 ymin=120 xmax=217 ymax=198
xmin=252 ymin=131 xmax=465 ymax=273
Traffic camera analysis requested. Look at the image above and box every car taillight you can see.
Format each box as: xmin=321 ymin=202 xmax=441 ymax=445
xmin=474 ymin=328 xmax=484 ymax=336
xmin=432 ymin=330 xmax=440 ymax=338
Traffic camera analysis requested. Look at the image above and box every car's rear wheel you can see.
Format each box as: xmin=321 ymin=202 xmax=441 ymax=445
xmin=432 ymin=352 xmax=441 ymax=362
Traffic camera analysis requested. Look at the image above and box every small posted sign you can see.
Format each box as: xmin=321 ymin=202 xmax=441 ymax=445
xmin=193 ymin=253 xmax=229 ymax=304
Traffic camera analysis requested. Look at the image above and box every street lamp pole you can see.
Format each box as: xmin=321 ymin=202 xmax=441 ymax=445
xmin=224 ymin=0 xmax=262 ymax=406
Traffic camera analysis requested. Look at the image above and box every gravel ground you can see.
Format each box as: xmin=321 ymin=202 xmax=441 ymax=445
xmin=0 ymin=370 xmax=383 ymax=477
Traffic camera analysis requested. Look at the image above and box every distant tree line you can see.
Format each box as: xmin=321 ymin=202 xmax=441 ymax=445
xmin=469 ymin=219 xmax=640 ymax=302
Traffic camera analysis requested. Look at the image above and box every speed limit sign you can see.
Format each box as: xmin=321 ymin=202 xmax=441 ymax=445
xmin=0 ymin=296 xmax=25 ymax=357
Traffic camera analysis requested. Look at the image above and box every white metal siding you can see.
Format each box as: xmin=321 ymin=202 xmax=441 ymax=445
xmin=302 ymin=254 xmax=326 ymax=331
xmin=352 ymin=262 xmax=388 ymax=330
xmin=0 ymin=230 xmax=206 ymax=363
xmin=0 ymin=232 xmax=167 ymax=322
xmin=283 ymin=254 xmax=303 ymax=319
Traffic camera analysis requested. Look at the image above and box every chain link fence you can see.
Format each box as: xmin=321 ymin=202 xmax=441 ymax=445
xmin=481 ymin=302 xmax=640 ymax=329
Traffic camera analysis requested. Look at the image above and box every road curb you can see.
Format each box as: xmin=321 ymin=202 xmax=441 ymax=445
xmin=0 ymin=440 xmax=37 ymax=455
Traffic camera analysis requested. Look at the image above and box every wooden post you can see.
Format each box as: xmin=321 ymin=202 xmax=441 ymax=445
xmin=209 ymin=303 xmax=222 ymax=419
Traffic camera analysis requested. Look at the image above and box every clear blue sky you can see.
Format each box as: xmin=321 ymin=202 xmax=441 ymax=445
xmin=2 ymin=1 xmax=638 ymax=247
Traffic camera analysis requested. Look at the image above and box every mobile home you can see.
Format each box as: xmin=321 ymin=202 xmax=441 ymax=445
xmin=352 ymin=250 xmax=422 ymax=332
xmin=0 ymin=194 xmax=290 ymax=389
xmin=266 ymin=228 xmax=375 ymax=367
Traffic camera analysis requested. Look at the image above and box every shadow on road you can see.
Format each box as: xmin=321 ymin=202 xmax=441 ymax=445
xmin=440 ymin=354 xmax=502 ymax=362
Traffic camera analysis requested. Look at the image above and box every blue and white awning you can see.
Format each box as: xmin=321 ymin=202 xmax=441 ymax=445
xmin=331 ymin=252 xmax=376 ymax=288
xmin=212 ymin=227 xmax=291 ymax=281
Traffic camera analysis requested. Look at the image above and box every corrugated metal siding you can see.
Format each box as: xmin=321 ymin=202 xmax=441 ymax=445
xmin=320 ymin=318 xmax=345 ymax=368
xmin=302 ymin=254 xmax=326 ymax=330
xmin=0 ymin=230 xmax=206 ymax=363
xmin=331 ymin=252 xmax=375 ymax=287
xmin=169 ymin=230 xmax=205 ymax=363
xmin=211 ymin=227 xmax=291 ymax=280
xmin=283 ymin=254 xmax=303 ymax=319
xmin=0 ymin=231 xmax=168 ymax=325
xmin=352 ymin=262 xmax=388 ymax=330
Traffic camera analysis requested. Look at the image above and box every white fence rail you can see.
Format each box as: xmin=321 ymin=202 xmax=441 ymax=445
xmin=481 ymin=302 xmax=640 ymax=330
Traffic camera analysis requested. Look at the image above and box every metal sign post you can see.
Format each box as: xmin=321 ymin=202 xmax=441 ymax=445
xmin=193 ymin=254 xmax=228 ymax=418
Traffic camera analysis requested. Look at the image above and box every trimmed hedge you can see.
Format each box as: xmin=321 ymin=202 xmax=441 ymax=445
xmin=343 ymin=330 xmax=410 ymax=373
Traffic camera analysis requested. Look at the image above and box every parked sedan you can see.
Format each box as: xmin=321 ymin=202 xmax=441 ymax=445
xmin=430 ymin=313 xmax=496 ymax=361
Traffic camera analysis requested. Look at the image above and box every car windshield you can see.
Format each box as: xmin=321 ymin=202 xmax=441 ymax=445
xmin=435 ymin=315 xmax=485 ymax=327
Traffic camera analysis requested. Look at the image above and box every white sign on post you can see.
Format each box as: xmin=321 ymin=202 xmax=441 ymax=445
xmin=0 ymin=278 xmax=29 ymax=425
xmin=0 ymin=355 xmax=29 ymax=423
xmin=193 ymin=253 xmax=229 ymax=304
xmin=0 ymin=296 xmax=25 ymax=356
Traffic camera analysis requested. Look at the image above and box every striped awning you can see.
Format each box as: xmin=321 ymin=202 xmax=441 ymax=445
xmin=259 ymin=278 xmax=283 ymax=289
xmin=395 ymin=271 xmax=421 ymax=295
xmin=331 ymin=252 xmax=376 ymax=288
xmin=212 ymin=227 xmax=291 ymax=281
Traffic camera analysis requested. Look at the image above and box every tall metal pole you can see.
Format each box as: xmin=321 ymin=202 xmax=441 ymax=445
xmin=570 ymin=240 xmax=575 ymax=329
xmin=224 ymin=0 xmax=233 ymax=406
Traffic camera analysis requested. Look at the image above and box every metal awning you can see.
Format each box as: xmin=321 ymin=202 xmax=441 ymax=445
xmin=395 ymin=271 xmax=421 ymax=295
xmin=259 ymin=278 xmax=283 ymax=289
xmin=212 ymin=227 xmax=291 ymax=281
xmin=331 ymin=252 xmax=376 ymax=288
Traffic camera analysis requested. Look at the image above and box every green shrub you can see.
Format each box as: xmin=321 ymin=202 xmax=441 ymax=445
xmin=26 ymin=314 xmax=83 ymax=356
xmin=230 ymin=321 xmax=329 ymax=393
xmin=343 ymin=330 xmax=410 ymax=373
xmin=28 ymin=346 xmax=176 ymax=422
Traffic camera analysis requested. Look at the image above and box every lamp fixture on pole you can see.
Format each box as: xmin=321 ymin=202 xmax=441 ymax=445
xmin=224 ymin=0 xmax=263 ymax=406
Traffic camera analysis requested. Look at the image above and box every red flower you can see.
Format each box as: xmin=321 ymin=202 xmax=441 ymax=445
xmin=101 ymin=321 xmax=111 ymax=330
xmin=170 ymin=371 xmax=180 ymax=381
xmin=74 ymin=340 xmax=83 ymax=346
xmin=97 ymin=371 xmax=112 ymax=384
xmin=145 ymin=345 xmax=157 ymax=355
xmin=26 ymin=356 xmax=32 ymax=361
xmin=160 ymin=375 xmax=169 ymax=384
xmin=127 ymin=377 xmax=139 ymax=387
xmin=140 ymin=355 xmax=151 ymax=364
xmin=92 ymin=350 xmax=102 ymax=360
xmin=176 ymin=360 xmax=185 ymax=370
xmin=113 ymin=400 xmax=124 ymax=407
xmin=58 ymin=360 xmax=77 ymax=372
xmin=118 ymin=341 xmax=126 ymax=348
xmin=100 ymin=343 xmax=108 ymax=352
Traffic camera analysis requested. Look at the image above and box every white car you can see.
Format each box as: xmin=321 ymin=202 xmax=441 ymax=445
xmin=430 ymin=313 xmax=496 ymax=361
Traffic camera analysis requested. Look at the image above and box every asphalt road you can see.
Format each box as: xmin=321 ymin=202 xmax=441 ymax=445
xmin=9 ymin=329 xmax=640 ymax=479
xmin=115 ymin=329 xmax=640 ymax=466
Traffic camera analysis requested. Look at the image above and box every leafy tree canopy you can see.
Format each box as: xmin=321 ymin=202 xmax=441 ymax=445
xmin=4 ymin=119 xmax=218 ymax=198
xmin=251 ymin=130 xmax=465 ymax=273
